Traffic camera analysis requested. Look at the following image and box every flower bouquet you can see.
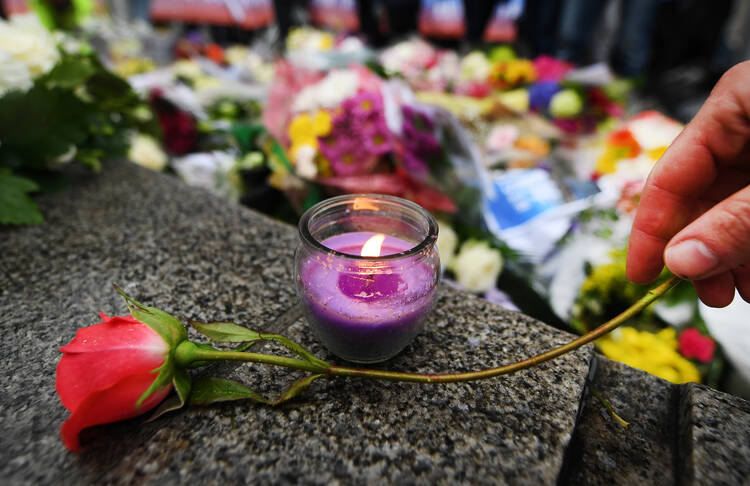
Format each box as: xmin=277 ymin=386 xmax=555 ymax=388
xmin=0 ymin=14 xmax=158 ymax=226
xmin=261 ymin=60 xmax=483 ymax=216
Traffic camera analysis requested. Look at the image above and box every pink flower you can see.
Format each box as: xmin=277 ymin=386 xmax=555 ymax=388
xmin=533 ymin=55 xmax=573 ymax=82
xmin=56 ymin=314 xmax=173 ymax=451
xmin=678 ymin=328 xmax=716 ymax=363
xmin=402 ymin=151 xmax=429 ymax=175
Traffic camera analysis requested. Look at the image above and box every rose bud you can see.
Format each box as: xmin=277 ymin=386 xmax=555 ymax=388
xmin=55 ymin=313 xmax=171 ymax=450
xmin=56 ymin=289 xmax=190 ymax=451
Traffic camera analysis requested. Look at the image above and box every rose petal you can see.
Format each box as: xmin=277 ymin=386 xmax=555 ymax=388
xmin=60 ymin=373 xmax=171 ymax=451
xmin=56 ymin=348 xmax=166 ymax=412
xmin=56 ymin=315 xmax=168 ymax=412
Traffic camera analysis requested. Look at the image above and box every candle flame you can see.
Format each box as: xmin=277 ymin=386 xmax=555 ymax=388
xmin=361 ymin=233 xmax=386 ymax=257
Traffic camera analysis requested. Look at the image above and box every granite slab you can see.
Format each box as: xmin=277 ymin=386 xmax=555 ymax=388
xmin=560 ymin=358 xmax=678 ymax=485
xmin=678 ymin=383 xmax=750 ymax=485
xmin=0 ymin=161 xmax=593 ymax=485
xmin=3 ymin=161 xmax=750 ymax=485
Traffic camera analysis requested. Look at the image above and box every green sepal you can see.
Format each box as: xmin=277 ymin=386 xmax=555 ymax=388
xmin=146 ymin=367 xmax=192 ymax=422
xmin=114 ymin=284 xmax=188 ymax=348
xmin=190 ymin=321 xmax=262 ymax=344
xmin=136 ymin=354 xmax=176 ymax=409
xmin=271 ymin=374 xmax=324 ymax=405
xmin=188 ymin=376 xmax=270 ymax=406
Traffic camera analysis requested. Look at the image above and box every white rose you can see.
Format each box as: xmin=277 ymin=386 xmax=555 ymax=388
xmin=0 ymin=14 xmax=59 ymax=79
xmin=451 ymin=240 xmax=503 ymax=293
xmin=0 ymin=50 xmax=32 ymax=95
xmin=128 ymin=134 xmax=168 ymax=171
xmin=436 ymin=220 xmax=458 ymax=270
xmin=172 ymin=60 xmax=203 ymax=81
xmin=292 ymin=69 xmax=359 ymax=112
xmin=459 ymin=52 xmax=491 ymax=82
xmin=224 ymin=46 xmax=248 ymax=66
xmin=48 ymin=144 xmax=77 ymax=168
xmin=294 ymin=145 xmax=318 ymax=179
xmin=171 ymin=151 xmax=241 ymax=201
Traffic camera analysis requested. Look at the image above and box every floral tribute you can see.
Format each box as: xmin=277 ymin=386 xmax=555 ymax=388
xmin=262 ymin=61 xmax=462 ymax=214
xmin=56 ymin=278 xmax=676 ymax=451
xmin=0 ymin=14 xmax=158 ymax=226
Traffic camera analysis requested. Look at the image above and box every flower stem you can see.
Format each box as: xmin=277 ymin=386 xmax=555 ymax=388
xmin=185 ymin=276 xmax=681 ymax=385
xmin=177 ymin=342 xmax=328 ymax=373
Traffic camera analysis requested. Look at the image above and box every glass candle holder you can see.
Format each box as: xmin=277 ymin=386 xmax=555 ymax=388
xmin=295 ymin=194 xmax=440 ymax=363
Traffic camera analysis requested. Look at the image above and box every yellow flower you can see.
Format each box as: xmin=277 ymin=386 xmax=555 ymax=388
xmin=598 ymin=327 xmax=701 ymax=384
xmin=312 ymin=110 xmax=332 ymax=135
xmin=288 ymin=110 xmax=332 ymax=148
xmin=646 ymin=146 xmax=668 ymax=160
xmin=504 ymin=59 xmax=537 ymax=86
xmin=288 ymin=114 xmax=313 ymax=143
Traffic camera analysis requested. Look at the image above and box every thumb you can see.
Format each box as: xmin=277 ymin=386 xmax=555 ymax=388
xmin=664 ymin=184 xmax=750 ymax=280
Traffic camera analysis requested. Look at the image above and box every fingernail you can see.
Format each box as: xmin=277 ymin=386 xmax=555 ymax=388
xmin=664 ymin=240 xmax=719 ymax=279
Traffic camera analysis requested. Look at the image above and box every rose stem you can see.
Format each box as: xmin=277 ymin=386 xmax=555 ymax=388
xmin=180 ymin=275 xmax=681 ymax=384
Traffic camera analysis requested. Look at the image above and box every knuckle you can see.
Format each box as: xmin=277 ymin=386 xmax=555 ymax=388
xmin=714 ymin=196 xmax=750 ymax=250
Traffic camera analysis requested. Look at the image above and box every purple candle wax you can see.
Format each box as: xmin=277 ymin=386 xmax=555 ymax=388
xmin=299 ymin=231 xmax=437 ymax=363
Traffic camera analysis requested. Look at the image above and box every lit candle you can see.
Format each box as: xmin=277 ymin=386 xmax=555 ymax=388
xmin=295 ymin=195 xmax=440 ymax=363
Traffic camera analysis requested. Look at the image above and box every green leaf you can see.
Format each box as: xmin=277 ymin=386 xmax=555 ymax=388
xmin=271 ymin=374 xmax=325 ymax=405
xmin=43 ymin=55 xmax=96 ymax=88
xmin=0 ymin=169 xmax=44 ymax=225
xmin=114 ymin=284 xmax=188 ymax=348
xmin=146 ymin=395 xmax=183 ymax=422
xmin=188 ymin=376 xmax=269 ymax=406
xmin=0 ymin=86 xmax=90 ymax=169
xmin=190 ymin=321 xmax=262 ymax=344
xmin=259 ymin=333 xmax=330 ymax=369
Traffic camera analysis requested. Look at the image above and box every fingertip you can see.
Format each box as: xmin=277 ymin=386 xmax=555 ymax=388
xmin=626 ymin=230 xmax=666 ymax=284
xmin=694 ymin=272 xmax=736 ymax=308
xmin=732 ymin=265 xmax=750 ymax=304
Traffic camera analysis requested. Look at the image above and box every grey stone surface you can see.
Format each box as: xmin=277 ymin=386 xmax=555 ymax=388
xmin=678 ymin=383 xmax=750 ymax=486
xmin=1 ymin=161 xmax=593 ymax=485
xmin=560 ymin=358 xmax=678 ymax=485
xmin=2 ymin=161 xmax=750 ymax=485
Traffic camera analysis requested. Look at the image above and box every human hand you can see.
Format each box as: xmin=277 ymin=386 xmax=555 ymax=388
xmin=627 ymin=61 xmax=750 ymax=307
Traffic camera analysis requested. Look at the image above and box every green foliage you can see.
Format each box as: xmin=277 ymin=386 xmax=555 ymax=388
xmin=0 ymin=169 xmax=44 ymax=225
xmin=571 ymin=247 xmax=672 ymax=332
xmin=191 ymin=321 xmax=263 ymax=344
xmin=189 ymin=376 xmax=270 ymax=406
xmin=0 ymin=50 xmax=158 ymax=226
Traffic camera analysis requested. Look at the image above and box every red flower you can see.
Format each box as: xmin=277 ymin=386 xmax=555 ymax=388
xmin=56 ymin=313 xmax=172 ymax=451
xmin=149 ymin=90 xmax=198 ymax=155
xmin=203 ymin=43 xmax=225 ymax=65
xmin=678 ymin=328 xmax=716 ymax=363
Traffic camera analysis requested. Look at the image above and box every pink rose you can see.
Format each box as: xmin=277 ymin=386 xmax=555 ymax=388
xmin=56 ymin=313 xmax=173 ymax=451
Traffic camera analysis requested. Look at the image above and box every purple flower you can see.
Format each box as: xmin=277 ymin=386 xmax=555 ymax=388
xmin=348 ymin=91 xmax=384 ymax=121
xmin=402 ymin=151 xmax=428 ymax=175
xmin=402 ymin=105 xmax=435 ymax=132
xmin=365 ymin=128 xmax=391 ymax=155
xmin=529 ymin=81 xmax=561 ymax=112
